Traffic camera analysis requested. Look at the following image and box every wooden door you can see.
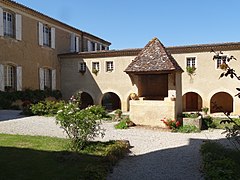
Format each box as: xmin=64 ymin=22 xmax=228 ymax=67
xmin=186 ymin=93 xmax=198 ymax=111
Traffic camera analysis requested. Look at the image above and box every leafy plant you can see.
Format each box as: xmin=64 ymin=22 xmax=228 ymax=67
xmin=201 ymin=141 xmax=240 ymax=180
xmin=186 ymin=66 xmax=196 ymax=76
xmin=202 ymin=116 xmax=216 ymax=129
xmin=174 ymin=125 xmax=200 ymax=133
xmin=56 ymin=104 xmax=106 ymax=151
xmin=181 ymin=113 xmax=199 ymax=118
xmin=92 ymin=68 xmax=99 ymax=75
xmin=161 ymin=118 xmax=181 ymax=129
xmin=114 ymin=118 xmax=134 ymax=129
xmin=202 ymin=107 xmax=209 ymax=114
xmin=30 ymin=100 xmax=65 ymax=116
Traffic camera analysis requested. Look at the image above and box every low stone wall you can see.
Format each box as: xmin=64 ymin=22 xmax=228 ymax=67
xmin=129 ymin=99 xmax=175 ymax=127
xmin=183 ymin=117 xmax=202 ymax=129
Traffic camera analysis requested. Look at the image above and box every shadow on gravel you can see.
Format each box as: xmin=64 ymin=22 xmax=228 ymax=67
xmin=108 ymin=137 xmax=232 ymax=180
xmin=0 ymin=110 xmax=25 ymax=122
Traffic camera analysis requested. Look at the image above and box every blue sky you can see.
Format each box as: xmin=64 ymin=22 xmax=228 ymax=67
xmin=15 ymin=0 xmax=240 ymax=49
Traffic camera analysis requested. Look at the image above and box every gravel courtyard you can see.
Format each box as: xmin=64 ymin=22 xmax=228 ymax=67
xmin=0 ymin=110 xmax=230 ymax=180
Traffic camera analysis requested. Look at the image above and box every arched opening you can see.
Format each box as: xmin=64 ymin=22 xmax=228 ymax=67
xmin=210 ymin=92 xmax=233 ymax=113
xmin=80 ymin=92 xmax=94 ymax=109
xmin=101 ymin=92 xmax=121 ymax=111
xmin=183 ymin=92 xmax=202 ymax=112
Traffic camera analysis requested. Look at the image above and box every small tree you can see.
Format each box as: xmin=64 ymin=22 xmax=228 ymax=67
xmin=212 ymin=50 xmax=240 ymax=150
xmin=56 ymin=103 xmax=106 ymax=151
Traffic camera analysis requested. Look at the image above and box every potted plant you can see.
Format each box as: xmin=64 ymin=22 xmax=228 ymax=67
xmin=202 ymin=107 xmax=209 ymax=115
xmin=92 ymin=68 xmax=99 ymax=75
xmin=114 ymin=109 xmax=122 ymax=120
xmin=186 ymin=66 xmax=196 ymax=76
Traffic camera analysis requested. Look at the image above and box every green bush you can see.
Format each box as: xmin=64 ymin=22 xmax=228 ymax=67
xmin=201 ymin=142 xmax=240 ymax=180
xmin=174 ymin=125 xmax=200 ymax=133
xmin=30 ymin=100 xmax=65 ymax=116
xmin=114 ymin=118 xmax=131 ymax=129
xmin=202 ymin=116 xmax=216 ymax=129
xmin=56 ymin=104 xmax=106 ymax=151
xmin=0 ymin=89 xmax=62 ymax=110
xmin=181 ymin=113 xmax=199 ymax=118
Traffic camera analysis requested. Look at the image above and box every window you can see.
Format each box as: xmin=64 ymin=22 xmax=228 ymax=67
xmin=38 ymin=22 xmax=55 ymax=48
xmin=39 ymin=68 xmax=56 ymax=90
xmin=43 ymin=25 xmax=51 ymax=47
xmin=106 ymin=61 xmax=114 ymax=72
xmin=4 ymin=65 xmax=16 ymax=91
xmin=216 ymin=55 xmax=227 ymax=69
xmin=186 ymin=57 xmax=196 ymax=67
xmin=3 ymin=11 xmax=15 ymax=37
xmin=0 ymin=8 xmax=21 ymax=40
xmin=92 ymin=62 xmax=99 ymax=74
xmin=70 ymin=33 xmax=80 ymax=52
xmin=78 ymin=62 xmax=86 ymax=73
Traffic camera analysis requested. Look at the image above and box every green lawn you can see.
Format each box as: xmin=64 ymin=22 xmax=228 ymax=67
xmin=0 ymin=134 xmax=128 ymax=179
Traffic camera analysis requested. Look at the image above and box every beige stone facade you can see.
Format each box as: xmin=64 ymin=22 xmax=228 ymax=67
xmin=0 ymin=0 xmax=110 ymax=92
xmin=59 ymin=41 xmax=240 ymax=126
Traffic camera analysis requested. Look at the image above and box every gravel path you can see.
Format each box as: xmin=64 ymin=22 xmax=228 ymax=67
xmin=0 ymin=110 xmax=231 ymax=180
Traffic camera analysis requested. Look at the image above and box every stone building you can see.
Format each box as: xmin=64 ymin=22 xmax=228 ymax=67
xmin=0 ymin=0 xmax=110 ymax=92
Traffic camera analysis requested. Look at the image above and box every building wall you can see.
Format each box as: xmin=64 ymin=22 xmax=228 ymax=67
xmin=0 ymin=1 xmax=110 ymax=91
xmin=172 ymin=50 xmax=240 ymax=114
xmin=60 ymin=48 xmax=240 ymax=116
xmin=60 ymin=56 xmax=137 ymax=111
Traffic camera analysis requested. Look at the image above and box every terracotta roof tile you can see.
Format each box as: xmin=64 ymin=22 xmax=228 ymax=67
xmin=124 ymin=38 xmax=183 ymax=73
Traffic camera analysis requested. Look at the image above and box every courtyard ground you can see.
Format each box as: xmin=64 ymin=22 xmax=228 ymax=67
xmin=0 ymin=110 xmax=231 ymax=180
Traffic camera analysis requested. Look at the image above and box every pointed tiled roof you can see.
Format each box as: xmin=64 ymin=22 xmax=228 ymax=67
xmin=124 ymin=38 xmax=183 ymax=73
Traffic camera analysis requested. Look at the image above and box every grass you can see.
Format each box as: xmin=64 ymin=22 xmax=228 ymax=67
xmin=211 ymin=117 xmax=240 ymax=129
xmin=0 ymin=134 xmax=129 ymax=179
xmin=201 ymin=141 xmax=240 ymax=180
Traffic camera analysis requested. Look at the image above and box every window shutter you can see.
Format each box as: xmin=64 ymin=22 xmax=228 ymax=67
xmin=0 ymin=7 xmax=3 ymax=37
xmin=16 ymin=66 xmax=22 ymax=91
xmin=70 ymin=33 xmax=75 ymax=52
xmin=51 ymin=69 xmax=56 ymax=90
xmin=15 ymin=14 xmax=22 ymax=41
xmin=51 ymin=27 xmax=55 ymax=49
xmin=87 ymin=40 xmax=92 ymax=51
xmin=94 ymin=43 xmax=97 ymax=51
xmin=0 ymin=64 xmax=4 ymax=91
xmin=38 ymin=22 xmax=43 ymax=46
xmin=76 ymin=36 xmax=79 ymax=52
xmin=39 ymin=68 xmax=44 ymax=90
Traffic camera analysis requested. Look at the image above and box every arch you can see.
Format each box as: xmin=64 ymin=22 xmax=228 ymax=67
xmin=210 ymin=92 xmax=233 ymax=113
xmin=101 ymin=92 xmax=121 ymax=111
xmin=80 ymin=92 xmax=94 ymax=109
xmin=182 ymin=92 xmax=202 ymax=112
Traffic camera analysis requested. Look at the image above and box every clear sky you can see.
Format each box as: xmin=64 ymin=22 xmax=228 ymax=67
xmin=15 ymin=0 xmax=240 ymax=50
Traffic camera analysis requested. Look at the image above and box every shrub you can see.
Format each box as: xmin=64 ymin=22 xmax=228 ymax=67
xmin=202 ymin=116 xmax=216 ymax=129
xmin=201 ymin=142 xmax=240 ymax=180
xmin=115 ymin=118 xmax=129 ymax=129
xmin=0 ymin=89 xmax=62 ymax=110
xmin=181 ymin=113 xmax=199 ymax=118
xmin=175 ymin=125 xmax=200 ymax=133
xmin=56 ymin=104 xmax=106 ymax=151
xmin=30 ymin=100 xmax=65 ymax=116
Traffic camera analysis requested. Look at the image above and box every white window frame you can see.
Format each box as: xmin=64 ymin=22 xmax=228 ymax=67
xmin=106 ymin=61 xmax=114 ymax=72
xmin=186 ymin=57 xmax=197 ymax=68
xmin=3 ymin=11 xmax=14 ymax=38
xmin=4 ymin=64 xmax=16 ymax=91
xmin=78 ymin=62 xmax=86 ymax=73
xmin=92 ymin=62 xmax=100 ymax=71
xmin=215 ymin=54 xmax=228 ymax=69
xmin=38 ymin=22 xmax=55 ymax=49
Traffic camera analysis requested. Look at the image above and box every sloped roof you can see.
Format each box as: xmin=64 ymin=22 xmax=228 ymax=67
xmin=124 ymin=38 xmax=183 ymax=73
